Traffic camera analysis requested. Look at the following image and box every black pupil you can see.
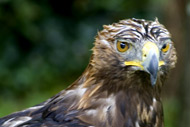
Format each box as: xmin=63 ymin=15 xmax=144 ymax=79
xmin=162 ymin=44 xmax=167 ymax=49
xmin=120 ymin=42 xmax=126 ymax=49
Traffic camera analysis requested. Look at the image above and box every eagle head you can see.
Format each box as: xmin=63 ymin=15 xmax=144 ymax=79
xmin=91 ymin=18 xmax=177 ymax=88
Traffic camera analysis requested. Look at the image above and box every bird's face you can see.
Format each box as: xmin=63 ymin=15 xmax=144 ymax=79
xmin=115 ymin=36 xmax=172 ymax=86
xmin=93 ymin=18 xmax=177 ymax=86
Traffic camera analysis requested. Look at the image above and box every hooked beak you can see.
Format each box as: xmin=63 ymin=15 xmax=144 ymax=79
xmin=124 ymin=42 xmax=164 ymax=86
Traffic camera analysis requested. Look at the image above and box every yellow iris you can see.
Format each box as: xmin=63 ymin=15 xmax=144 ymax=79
xmin=117 ymin=41 xmax=129 ymax=52
xmin=161 ymin=43 xmax=170 ymax=53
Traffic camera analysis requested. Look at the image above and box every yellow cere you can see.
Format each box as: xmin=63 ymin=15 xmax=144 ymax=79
xmin=124 ymin=61 xmax=165 ymax=69
xmin=124 ymin=61 xmax=144 ymax=69
xmin=159 ymin=61 xmax=165 ymax=66
xmin=142 ymin=41 xmax=159 ymax=60
xmin=161 ymin=43 xmax=170 ymax=53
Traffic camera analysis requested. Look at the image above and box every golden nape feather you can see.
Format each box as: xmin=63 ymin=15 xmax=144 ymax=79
xmin=0 ymin=18 xmax=177 ymax=127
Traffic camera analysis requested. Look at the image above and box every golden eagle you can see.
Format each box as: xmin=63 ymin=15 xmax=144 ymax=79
xmin=0 ymin=18 xmax=177 ymax=127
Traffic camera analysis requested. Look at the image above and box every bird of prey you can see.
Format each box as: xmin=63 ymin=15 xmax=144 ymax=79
xmin=0 ymin=18 xmax=177 ymax=127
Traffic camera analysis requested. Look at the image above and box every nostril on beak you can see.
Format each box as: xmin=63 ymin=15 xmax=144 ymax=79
xmin=143 ymin=53 xmax=147 ymax=60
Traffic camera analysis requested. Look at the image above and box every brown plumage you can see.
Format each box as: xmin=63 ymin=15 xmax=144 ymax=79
xmin=0 ymin=18 xmax=177 ymax=127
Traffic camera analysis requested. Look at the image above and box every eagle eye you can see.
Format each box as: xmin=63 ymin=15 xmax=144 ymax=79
xmin=117 ymin=41 xmax=129 ymax=52
xmin=161 ymin=43 xmax=170 ymax=53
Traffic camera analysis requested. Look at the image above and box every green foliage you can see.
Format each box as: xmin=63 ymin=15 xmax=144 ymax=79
xmin=163 ymin=98 xmax=181 ymax=127
xmin=0 ymin=0 xmax=179 ymax=126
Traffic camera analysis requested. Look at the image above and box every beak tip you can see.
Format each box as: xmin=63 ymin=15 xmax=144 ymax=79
xmin=150 ymin=75 xmax=157 ymax=86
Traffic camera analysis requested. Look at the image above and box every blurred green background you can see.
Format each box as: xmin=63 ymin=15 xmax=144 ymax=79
xmin=0 ymin=0 xmax=190 ymax=127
